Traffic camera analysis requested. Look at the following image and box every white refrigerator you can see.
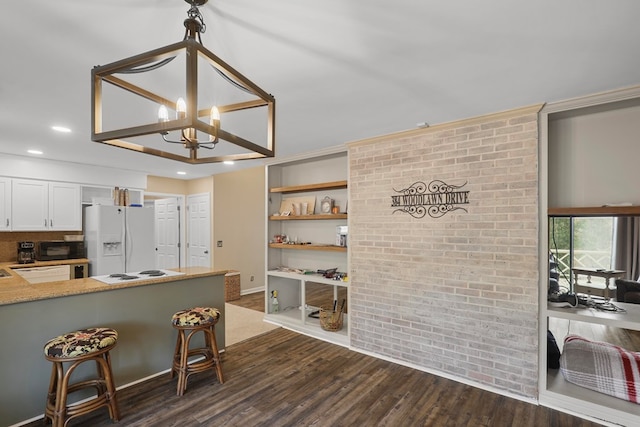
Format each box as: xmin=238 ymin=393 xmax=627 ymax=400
xmin=84 ymin=205 xmax=156 ymax=276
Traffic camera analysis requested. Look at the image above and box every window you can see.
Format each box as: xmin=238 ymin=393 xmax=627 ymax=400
xmin=549 ymin=217 xmax=614 ymax=293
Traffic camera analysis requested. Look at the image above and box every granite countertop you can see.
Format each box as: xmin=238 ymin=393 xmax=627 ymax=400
xmin=0 ymin=265 xmax=229 ymax=306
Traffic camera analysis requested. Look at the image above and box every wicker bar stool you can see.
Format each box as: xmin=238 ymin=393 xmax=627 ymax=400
xmin=43 ymin=327 xmax=120 ymax=427
xmin=171 ymin=307 xmax=224 ymax=396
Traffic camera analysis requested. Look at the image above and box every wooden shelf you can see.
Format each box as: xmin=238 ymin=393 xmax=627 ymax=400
xmin=270 ymin=180 xmax=347 ymax=194
xmin=268 ymin=243 xmax=347 ymax=252
xmin=548 ymin=206 xmax=640 ymax=217
xmin=269 ymin=213 xmax=347 ymax=221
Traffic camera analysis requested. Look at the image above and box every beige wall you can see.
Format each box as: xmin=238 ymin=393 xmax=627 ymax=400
xmin=348 ymin=105 xmax=542 ymax=400
xmin=146 ymin=176 xmax=189 ymax=195
xmin=213 ymin=166 xmax=265 ymax=292
xmin=186 ymin=176 xmax=214 ymax=195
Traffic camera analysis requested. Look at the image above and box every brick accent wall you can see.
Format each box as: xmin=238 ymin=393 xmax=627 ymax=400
xmin=347 ymin=105 xmax=542 ymax=399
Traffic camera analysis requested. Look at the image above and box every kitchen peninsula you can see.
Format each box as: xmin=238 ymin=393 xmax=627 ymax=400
xmin=0 ymin=266 xmax=228 ymax=426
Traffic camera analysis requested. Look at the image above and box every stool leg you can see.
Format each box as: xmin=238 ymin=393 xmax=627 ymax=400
xmin=97 ymin=352 xmax=120 ymax=422
xmin=44 ymin=362 xmax=58 ymax=425
xmin=45 ymin=349 xmax=119 ymax=427
xmin=176 ymin=329 xmax=189 ymax=396
xmin=55 ymin=362 xmax=75 ymax=427
xmin=206 ymin=325 xmax=224 ymax=384
xmin=172 ymin=322 xmax=224 ymax=396
xmin=94 ymin=358 xmax=107 ymax=397
xmin=170 ymin=329 xmax=183 ymax=380
xmin=44 ymin=362 xmax=66 ymax=427
xmin=180 ymin=328 xmax=203 ymax=395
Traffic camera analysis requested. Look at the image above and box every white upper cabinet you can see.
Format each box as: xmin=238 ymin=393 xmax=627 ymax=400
xmin=0 ymin=178 xmax=10 ymax=231
xmin=48 ymin=182 xmax=81 ymax=230
xmin=10 ymin=179 xmax=81 ymax=231
xmin=11 ymin=179 xmax=49 ymax=231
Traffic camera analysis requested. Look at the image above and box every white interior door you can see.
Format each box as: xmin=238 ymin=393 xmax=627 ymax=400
xmin=187 ymin=193 xmax=211 ymax=267
xmin=155 ymin=197 xmax=180 ymax=269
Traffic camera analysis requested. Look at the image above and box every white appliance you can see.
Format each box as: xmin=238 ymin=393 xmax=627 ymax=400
xmin=84 ymin=205 xmax=156 ymax=276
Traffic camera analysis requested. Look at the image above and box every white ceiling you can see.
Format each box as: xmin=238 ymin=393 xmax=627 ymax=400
xmin=2 ymin=0 xmax=640 ymax=179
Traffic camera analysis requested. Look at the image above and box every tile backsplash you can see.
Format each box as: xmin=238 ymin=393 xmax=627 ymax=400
xmin=0 ymin=232 xmax=83 ymax=262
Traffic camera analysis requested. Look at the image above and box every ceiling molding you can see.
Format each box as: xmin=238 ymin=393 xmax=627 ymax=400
xmin=346 ymin=104 xmax=545 ymax=148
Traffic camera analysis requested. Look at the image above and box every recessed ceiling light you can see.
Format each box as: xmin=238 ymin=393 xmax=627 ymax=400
xmin=51 ymin=126 xmax=72 ymax=133
xmin=223 ymin=161 xmax=234 ymax=165
xmin=28 ymin=149 xmax=43 ymax=155
xmin=177 ymin=171 xmax=187 ymax=175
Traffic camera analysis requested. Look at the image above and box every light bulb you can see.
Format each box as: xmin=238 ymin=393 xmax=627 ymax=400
xmin=176 ymin=97 xmax=187 ymax=119
xmin=158 ymin=105 xmax=169 ymax=122
xmin=210 ymin=106 xmax=220 ymax=122
xmin=209 ymin=106 xmax=220 ymax=143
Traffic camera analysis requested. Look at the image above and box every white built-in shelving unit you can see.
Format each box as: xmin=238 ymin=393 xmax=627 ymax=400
xmin=264 ymin=147 xmax=349 ymax=347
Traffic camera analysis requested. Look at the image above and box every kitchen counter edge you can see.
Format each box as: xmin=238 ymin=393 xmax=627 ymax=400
xmin=0 ymin=266 xmax=230 ymax=306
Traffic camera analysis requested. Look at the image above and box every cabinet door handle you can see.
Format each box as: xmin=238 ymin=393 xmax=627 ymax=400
xmin=44 ymin=219 xmax=47 ymax=227
xmin=5 ymin=218 xmax=8 ymax=227
xmin=50 ymin=219 xmax=53 ymax=227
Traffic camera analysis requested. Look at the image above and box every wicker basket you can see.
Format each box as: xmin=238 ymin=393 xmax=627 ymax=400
xmin=319 ymin=306 xmax=344 ymax=332
xmin=224 ymin=271 xmax=241 ymax=302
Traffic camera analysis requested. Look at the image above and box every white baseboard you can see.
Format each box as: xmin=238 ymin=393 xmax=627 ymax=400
xmin=241 ymin=286 xmax=264 ymax=295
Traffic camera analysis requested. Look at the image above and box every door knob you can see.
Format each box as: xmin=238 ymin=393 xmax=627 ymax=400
xmin=204 ymin=250 xmax=209 ymax=254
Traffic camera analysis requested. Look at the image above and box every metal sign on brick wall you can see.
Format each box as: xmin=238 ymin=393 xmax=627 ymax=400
xmin=391 ymin=180 xmax=469 ymax=218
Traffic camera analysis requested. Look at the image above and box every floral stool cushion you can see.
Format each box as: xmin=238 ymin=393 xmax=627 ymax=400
xmin=172 ymin=307 xmax=220 ymax=327
xmin=44 ymin=327 xmax=118 ymax=359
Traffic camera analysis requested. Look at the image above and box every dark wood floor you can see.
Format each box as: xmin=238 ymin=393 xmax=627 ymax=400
xmin=25 ymin=293 xmax=603 ymax=427
xmin=227 ymin=291 xmax=264 ymax=312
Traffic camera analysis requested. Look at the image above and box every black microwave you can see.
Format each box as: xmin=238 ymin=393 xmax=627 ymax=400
xmin=37 ymin=241 xmax=85 ymax=261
